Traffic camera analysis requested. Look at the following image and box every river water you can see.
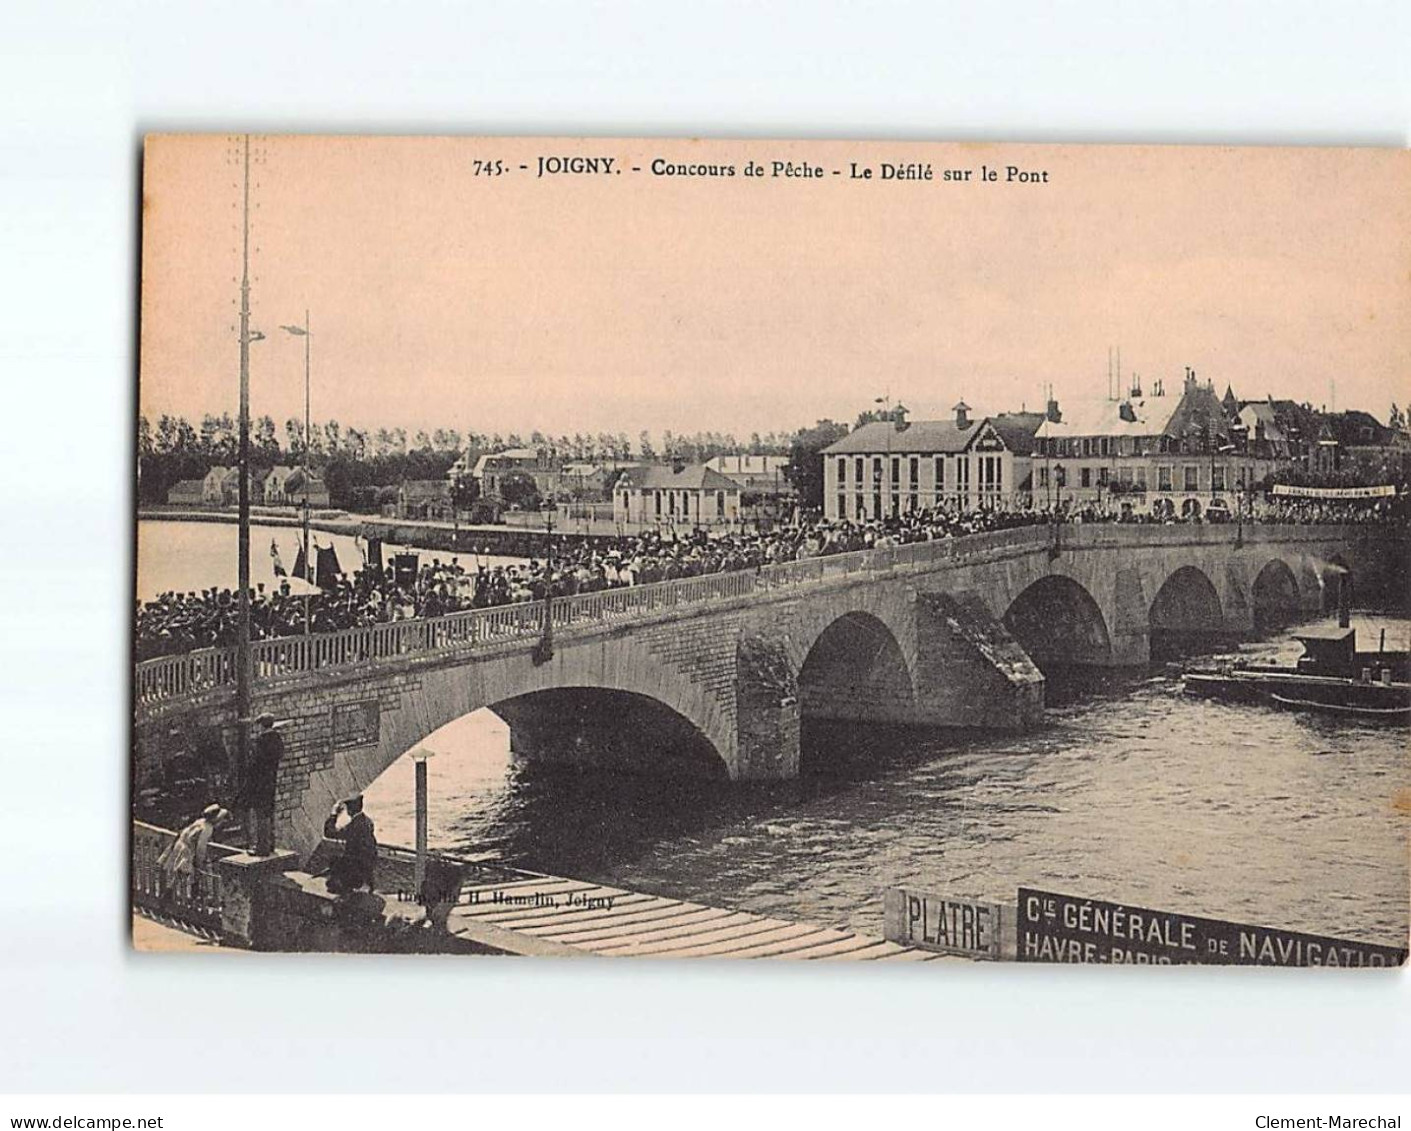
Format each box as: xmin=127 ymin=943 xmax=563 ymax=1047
xmin=135 ymin=519 xmax=521 ymax=601
xmin=138 ymin=521 xmax=1410 ymax=949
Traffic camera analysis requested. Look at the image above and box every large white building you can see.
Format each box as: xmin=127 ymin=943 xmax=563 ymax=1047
xmin=613 ymin=464 xmax=742 ymax=526
xmin=819 ymin=403 xmax=1040 ymax=521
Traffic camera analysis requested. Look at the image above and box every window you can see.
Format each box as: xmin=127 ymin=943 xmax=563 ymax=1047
xmin=856 ymin=494 xmax=866 ymax=520
xmin=935 ymin=457 xmax=945 ymax=487
xmin=1038 ymin=466 xmax=1049 ymax=488
xmin=855 ymin=458 xmax=864 ymax=484
xmin=1098 ymin=467 xmax=1110 ymax=487
xmin=1211 ymin=466 xmax=1226 ymax=491
xmin=1184 ymin=466 xmax=1200 ymax=492
xmin=1157 ymin=466 xmax=1172 ymax=492
xmin=909 ymin=492 xmax=918 ymax=512
xmin=837 ymin=457 xmax=846 ymax=485
xmin=654 ymin=490 xmax=662 ymax=516
xmin=1080 ymin=468 xmax=1092 ymax=488
xmin=837 ymin=494 xmax=846 ymax=517
xmin=891 ymin=457 xmax=900 ymax=485
xmin=717 ymin=489 xmax=726 ymax=511
xmin=872 ymin=457 xmax=883 ymax=484
xmin=1119 ymin=466 xmax=1133 ymax=486
xmin=872 ymin=491 xmax=882 ymax=518
xmin=1135 ymin=467 xmax=1148 ymax=490
xmin=909 ymin=456 xmax=919 ymax=486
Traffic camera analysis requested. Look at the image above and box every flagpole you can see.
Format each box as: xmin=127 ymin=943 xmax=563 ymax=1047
xmin=235 ymin=133 xmax=253 ymax=820
xmin=303 ymin=308 xmax=311 ymax=635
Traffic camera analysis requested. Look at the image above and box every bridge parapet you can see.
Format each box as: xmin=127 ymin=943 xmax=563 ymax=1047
xmin=134 ymin=523 xmax=1380 ymax=716
xmin=134 ymin=523 xmax=1057 ymax=713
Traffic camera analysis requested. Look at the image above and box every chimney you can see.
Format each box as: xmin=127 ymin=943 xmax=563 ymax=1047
xmin=1119 ymin=400 xmax=1137 ymax=423
xmin=894 ymin=402 xmax=910 ymax=431
xmin=954 ymin=401 xmax=972 ymax=430
xmin=1045 ymin=394 xmax=1061 ymax=424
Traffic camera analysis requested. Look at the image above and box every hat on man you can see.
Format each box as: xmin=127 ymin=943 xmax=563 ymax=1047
xmin=344 ymin=795 xmax=365 ymax=815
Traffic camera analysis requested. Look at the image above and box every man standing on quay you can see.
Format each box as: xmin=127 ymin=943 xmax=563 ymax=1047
xmin=237 ymin=712 xmax=283 ymax=856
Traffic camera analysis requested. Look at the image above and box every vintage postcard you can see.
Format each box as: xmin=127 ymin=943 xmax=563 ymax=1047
xmin=133 ymin=135 xmax=1409 ymax=965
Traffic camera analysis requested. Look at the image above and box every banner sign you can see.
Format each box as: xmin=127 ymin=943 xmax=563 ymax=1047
xmin=1271 ymin=483 xmax=1397 ymax=499
xmin=1017 ymin=888 xmax=1407 ymax=967
xmin=883 ymin=888 xmax=1009 ymax=960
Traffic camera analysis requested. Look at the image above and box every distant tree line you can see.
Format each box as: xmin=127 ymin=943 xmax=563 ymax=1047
xmin=137 ymin=412 xmax=803 ymax=510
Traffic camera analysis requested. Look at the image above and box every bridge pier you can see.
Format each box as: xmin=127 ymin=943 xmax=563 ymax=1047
xmin=909 ymin=590 xmax=1045 ymax=730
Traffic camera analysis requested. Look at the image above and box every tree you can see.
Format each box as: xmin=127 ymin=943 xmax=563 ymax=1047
xmin=137 ymin=415 xmax=153 ymax=458
xmin=255 ymin=415 xmax=280 ymax=459
xmin=498 ymin=469 xmax=541 ymax=510
xmin=155 ymin=414 xmax=178 ymax=454
xmin=786 ymin=419 xmax=849 ymax=512
xmin=173 ymin=417 xmax=198 ymax=453
xmin=638 ymin=431 xmax=656 ymax=460
xmin=1390 ymin=403 xmax=1406 ymax=434
xmin=449 ymin=470 xmax=480 ymax=509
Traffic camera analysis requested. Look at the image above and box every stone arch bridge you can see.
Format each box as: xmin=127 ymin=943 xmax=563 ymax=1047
xmin=133 ymin=523 xmax=1399 ymax=856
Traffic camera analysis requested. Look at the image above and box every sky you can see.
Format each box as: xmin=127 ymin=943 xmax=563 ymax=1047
xmin=139 ymin=136 xmax=1411 ymax=442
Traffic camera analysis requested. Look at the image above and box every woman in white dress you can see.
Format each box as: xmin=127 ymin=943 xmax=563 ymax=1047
xmin=157 ymin=804 xmax=229 ymax=906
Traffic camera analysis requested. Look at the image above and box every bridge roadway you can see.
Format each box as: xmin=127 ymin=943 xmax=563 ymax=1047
xmin=133 ymin=522 xmax=1397 ymax=858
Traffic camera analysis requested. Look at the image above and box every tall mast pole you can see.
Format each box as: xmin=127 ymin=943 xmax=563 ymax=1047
xmin=236 ymin=134 xmax=253 ymax=794
xmin=303 ymin=307 xmax=312 ymax=635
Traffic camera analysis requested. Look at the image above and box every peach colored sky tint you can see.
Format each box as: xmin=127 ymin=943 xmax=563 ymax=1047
xmin=140 ymin=136 xmax=1411 ymax=439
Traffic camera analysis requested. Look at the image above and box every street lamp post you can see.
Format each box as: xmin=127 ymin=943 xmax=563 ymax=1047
xmin=279 ymin=313 xmax=312 ymax=634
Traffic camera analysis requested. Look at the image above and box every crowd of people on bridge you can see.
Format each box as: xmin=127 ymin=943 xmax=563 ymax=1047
xmin=135 ymin=494 xmax=1405 ymax=660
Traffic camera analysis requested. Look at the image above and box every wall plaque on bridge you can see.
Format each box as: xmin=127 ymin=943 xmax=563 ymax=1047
xmin=1017 ymin=888 xmax=1407 ymax=967
xmin=883 ymin=888 xmax=1010 ymax=960
xmin=330 ymin=700 xmax=381 ymax=750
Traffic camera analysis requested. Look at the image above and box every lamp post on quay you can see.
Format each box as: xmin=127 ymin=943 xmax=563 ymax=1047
xmin=279 ymin=313 xmax=313 ymax=635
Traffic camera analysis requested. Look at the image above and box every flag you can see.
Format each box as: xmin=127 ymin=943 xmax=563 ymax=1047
xmin=279 ymin=324 xmax=309 ymax=336
xmin=270 ymin=539 xmax=286 ymax=577
xmin=316 ymin=544 xmax=343 ymax=589
xmin=393 ymin=552 xmax=419 ymax=588
xmin=292 ymin=544 xmax=307 ymax=582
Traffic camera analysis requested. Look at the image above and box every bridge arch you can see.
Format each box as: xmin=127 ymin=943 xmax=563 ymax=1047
xmin=1251 ymin=558 xmax=1302 ymax=633
xmin=280 ymin=636 xmax=739 ymax=853
xmin=1002 ymin=575 xmax=1113 ymax=668
xmin=1149 ymin=565 xmax=1225 ymax=658
xmin=795 ymin=610 xmax=916 ymax=726
xmin=490 ymin=687 xmax=729 ymax=779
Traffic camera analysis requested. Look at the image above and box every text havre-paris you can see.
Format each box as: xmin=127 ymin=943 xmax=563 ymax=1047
xmin=1019 ymin=888 xmax=1406 ymax=967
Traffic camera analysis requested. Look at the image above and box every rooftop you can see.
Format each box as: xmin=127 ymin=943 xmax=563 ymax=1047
xmin=616 ymin=464 xmax=740 ymax=491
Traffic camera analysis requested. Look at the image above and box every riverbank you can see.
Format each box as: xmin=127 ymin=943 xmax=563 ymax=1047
xmin=138 ymin=506 xmax=616 ymax=557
